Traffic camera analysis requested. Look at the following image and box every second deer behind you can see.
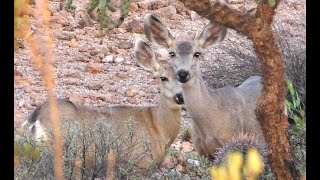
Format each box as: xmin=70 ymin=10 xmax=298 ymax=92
xmin=23 ymin=39 xmax=184 ymax=174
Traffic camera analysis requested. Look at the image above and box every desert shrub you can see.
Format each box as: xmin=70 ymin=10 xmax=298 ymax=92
xmin=181 ymin=128 xmax=192 ymax=142
xmin=14 ymin=118 xmax=155 ymax=179
xmin=285 ymin=80 xmax=306 ymax=176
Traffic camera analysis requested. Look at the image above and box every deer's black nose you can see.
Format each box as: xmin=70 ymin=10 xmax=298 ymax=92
xmin=175 ymin=93 xmax=184 ymax=105
xmin=177 ymin=70 xmax=190 ymax=83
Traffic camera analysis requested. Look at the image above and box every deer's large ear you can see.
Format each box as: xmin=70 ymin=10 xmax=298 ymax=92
xmin=134 ymin=39 xmax=161 ymax=73
xmin=195 ymin=21 xmax=227 ymax=49
xmin=144 ymin=13 xmax=174 ymax=48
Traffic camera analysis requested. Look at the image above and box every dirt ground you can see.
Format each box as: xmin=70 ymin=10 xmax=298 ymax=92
xmin=14 ymin=0 xmax=306 ymax=178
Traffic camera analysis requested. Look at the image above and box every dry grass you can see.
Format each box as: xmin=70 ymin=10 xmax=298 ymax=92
xmin=15 ymin=0 xmax=64 ymax=179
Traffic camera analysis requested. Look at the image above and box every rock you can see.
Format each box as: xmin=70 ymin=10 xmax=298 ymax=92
xmin=78 ymin=12 xmax=94 ymax=28
xmin=128 ymin=97 xmax=138 ymax=104
xmin=24 ymin=85 xmax=32 ymax=93
xmin=86 ymin=82 xmax=103 ymax=90
xmin=126 ymin=87 xmax=139 ymax=97
xmin=158 ymin=48 xmax=169 ymax=60
xmin=88 ymin=93 xmax=105 ymax=101
xmin=78 ymin=47 xmax=89 ymax=52
xmin=67 ymin=94 xmax=85 ymax=106
xmin=101 ymin=47 xmax=110 ymax=54
xmin=14 ymin=70 xmax=23 ymax=77
xmin=148 ymin=0 xmax=169 ymax=10
xmin=124 ymin=19 xmax=144 ymax=34
xmin=89 ymin=50 xmax=99 ymax=56
xmin=64 ymin=72 xmax=81 ymax=78
xmin=117 ymin=49 xmax=126 ymax=55
xmin=110 ymin=46 xmax=118 ymax=53
xmin=177 ymin=155 xmax=187 ymax=164
xmin=171 ymin=14 xmax=183 ymax=20
xmin=118 ymin=41 xmax=133 ymax=49
xmin=103 ymin=55 xmax=114 ymax=63
xmin=115 ymin=57 xmax=125 ymax=63
xmin=181 ymin=141 xmax=193 ymax=153
xmin=175 ymin=2 xmax=188 ymax=14
xmin=227 ymin=0 xmax=245 ymax=4
xmin=75 ymin=54 xmax=88 ymax=62
xmin=115 ymin=72 xmax=126 ymax=79
xmin=64 ymin=79 xmax=81 ymax=86
xmin=18 ymin=100 xmax=25 ymax=108
xmin=187 ymin=159 xmax=200 ymax=167
xmin=171 ymin=140 xmax=182 ymax=151
xmin=69 ymin=38 xmax=78 ymax=47
xmin=138 ymin=91 xmax=146 ymax=97
xmin=190 ymin=11 xmax=201 ymax=21
xmin=24 ymin=76 xmax=34 ymax=83
xmin=85 ymin=62 xmax=103 ymax=74
xmin=96 ymin=52 xmax=105 ymax=59
xmin=103 ymin=94 xmax=118 ymax=104
xmin=162 ymin=156 xmax=178 ymax=169
xmin=55 ymin=31 xmax=74 ymax=41
xmin=117 ymin=87 xmax=126 ymax=95
xmin=154 ymin=6 xmax=177 ymax=18
xmin=137 ymin=1 xmax=149 ymax=10
xmin=130 ymin=3 xmax=139 ymax=12
xmin=94 ymin=30 xmax=105 ymax=38
xmin=176 ymin=164 xmax=185 ymax=173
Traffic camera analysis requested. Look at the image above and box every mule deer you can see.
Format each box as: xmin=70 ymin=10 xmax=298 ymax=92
xmin=23 ymin=39 xmax=184 ymax=172
xmin=144 ymin=13 xmax=266 ymax=158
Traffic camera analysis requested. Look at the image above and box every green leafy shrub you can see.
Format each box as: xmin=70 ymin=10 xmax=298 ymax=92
xmin=285 ymin=80 xmax=306 ymax=176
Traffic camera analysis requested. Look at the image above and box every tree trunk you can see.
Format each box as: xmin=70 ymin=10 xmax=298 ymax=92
xmin=177 ymin=0 xmax=299 ymax=179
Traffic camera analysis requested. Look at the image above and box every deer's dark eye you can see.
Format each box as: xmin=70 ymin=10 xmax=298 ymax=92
xmin=194 ymin=52 xmax=201 ymax=58
xmin=160 ymin=77 xmax=168 ymax=81
xmin=169 ymin=52 xmax=176 ymax=58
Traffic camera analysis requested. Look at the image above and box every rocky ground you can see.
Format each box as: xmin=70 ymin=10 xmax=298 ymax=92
xmin=14 ymin=0 xmax=305 ymax=179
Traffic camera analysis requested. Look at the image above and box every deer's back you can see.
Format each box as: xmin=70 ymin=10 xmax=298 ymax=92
xmin=29 ymin=99 xmax=167 ymax=169
xmin=214 ymin=76 xmax=264 ymax=140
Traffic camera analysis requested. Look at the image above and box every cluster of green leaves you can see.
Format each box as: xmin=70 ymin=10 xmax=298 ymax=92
xmin=65 ymin=0 xmax=131 ymax=30
xmin=285 ymin=80 xmax=306 ymax=176
xmin=285 ymin=80 xmax=306 ymax=129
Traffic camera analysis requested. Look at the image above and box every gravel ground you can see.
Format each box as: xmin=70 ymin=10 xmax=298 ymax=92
xmin=14 ymin=0 xmax=305 ymax=178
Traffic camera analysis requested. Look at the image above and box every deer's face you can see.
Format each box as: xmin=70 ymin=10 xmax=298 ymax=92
xmin=134 ymin=39 xmax=184 ymax=105
xmin=156 ymin=65 xmax=184 ymax=105
xmin=143 ymin=13 xmax=227 ymax=84
xmin=168 ymin=41 xmax=203 ymax=83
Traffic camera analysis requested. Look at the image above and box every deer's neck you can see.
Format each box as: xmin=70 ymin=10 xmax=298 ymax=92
xmin=154 ymin=94 xmax=181 ymax=147
xmin=181 ymin=70 xmax=223 ymax=131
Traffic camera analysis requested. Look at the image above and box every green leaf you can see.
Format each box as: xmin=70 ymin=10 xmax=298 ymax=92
xmin=293 ymin=101 xmax=297 ymax=109
xmin=299 ymin=109 xmax=305 ymax=117
xmin=285 ymin=99 xmax=293 ymax=110
xmin=268 ymin=0 xmax=276 ymax=7
xmin=287 ymin=80 xmax=295 ymax=97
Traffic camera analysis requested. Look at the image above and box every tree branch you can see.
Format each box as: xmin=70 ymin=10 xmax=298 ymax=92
xmin=178 ymin=0 xmax=299 ymax=179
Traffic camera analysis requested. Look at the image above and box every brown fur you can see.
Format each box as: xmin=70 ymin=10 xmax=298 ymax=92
xmin=25 ymin=39 xmax=183 ymax=173
xmin=144 ymin=13 xmax=265 ymax=158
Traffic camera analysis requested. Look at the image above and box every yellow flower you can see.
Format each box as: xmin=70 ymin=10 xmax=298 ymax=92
xmin=246 ymin=148 xmax=264 ymax=178
xmin=211 ymin=166 xmax=228 ymax=180
xmin=227 ymin=152 xmax=243 ymax=180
